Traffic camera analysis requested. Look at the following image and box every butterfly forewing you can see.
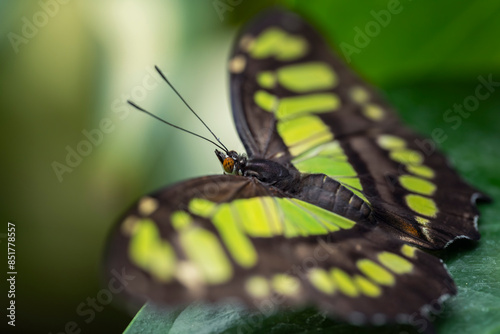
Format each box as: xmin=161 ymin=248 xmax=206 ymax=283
xmin=229 ymin=10 xmax=487 ymax=249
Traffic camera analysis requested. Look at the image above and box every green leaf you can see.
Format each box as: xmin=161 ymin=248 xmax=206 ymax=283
xmin=124 ymin=302 xmax=248 ymax=334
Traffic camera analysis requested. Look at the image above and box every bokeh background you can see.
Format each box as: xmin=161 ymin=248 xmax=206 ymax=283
xmin=1 ymin=0 xmax=499 ymax=333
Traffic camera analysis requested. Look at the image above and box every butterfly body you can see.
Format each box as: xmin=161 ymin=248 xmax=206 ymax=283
xmin=106 ymin=9 xmax=488 ymax=327
xmin=215 ymin=147 xmax=373 ymax=225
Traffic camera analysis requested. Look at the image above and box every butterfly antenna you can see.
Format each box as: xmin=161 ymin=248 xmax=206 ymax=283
xmin=127 ymin=101 xmax=228 ymax=153
xmin=154 ymin=65 xmax=229 ymax=153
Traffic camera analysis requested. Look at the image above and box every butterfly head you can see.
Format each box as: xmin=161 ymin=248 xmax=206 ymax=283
xmin=215 ymin=149 xmax=247 ymax=175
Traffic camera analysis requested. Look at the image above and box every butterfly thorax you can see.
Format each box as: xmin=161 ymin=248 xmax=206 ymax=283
xmin=216 ymin=149 xmax=299 ymax=190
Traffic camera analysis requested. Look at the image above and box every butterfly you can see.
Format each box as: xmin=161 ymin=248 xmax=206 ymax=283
xmin=105 ymin=9 xmax=488 ymax=328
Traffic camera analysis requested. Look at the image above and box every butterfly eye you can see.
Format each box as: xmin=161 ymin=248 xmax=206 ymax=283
xmin=223 ymin=157 xmax=235 ymax=173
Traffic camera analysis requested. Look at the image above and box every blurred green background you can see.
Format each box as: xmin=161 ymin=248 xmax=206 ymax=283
xmin=1 ymin=0 xmax=499 ymax=333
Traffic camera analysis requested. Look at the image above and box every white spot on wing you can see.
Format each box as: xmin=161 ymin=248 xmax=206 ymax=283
xmin=229 ymin=55 xmax=246 ymax=73
xmin=138 ymin=197 xmax=159 ymax=216
xmin=421 ymin=227 xmax=433 ymax=241
xmin=175 ymin=261 xmax=205 ymax=297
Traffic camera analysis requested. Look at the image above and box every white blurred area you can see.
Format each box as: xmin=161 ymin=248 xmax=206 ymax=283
xmin=78 ymin=0 xmax=243 ymax=186
xmin=0 ymin=0 xmax=244 ymax=194
xmin=3 ymin=0 xmax=242 ymax=178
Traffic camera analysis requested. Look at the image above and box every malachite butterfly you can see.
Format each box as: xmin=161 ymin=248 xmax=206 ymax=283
xmin=105 ymin=9 xmax=489 ymax=330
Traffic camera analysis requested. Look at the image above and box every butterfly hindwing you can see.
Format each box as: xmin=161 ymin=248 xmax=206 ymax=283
xmin=229 ymin=10 xmax=487 ymax=249
xmin=106 ymin=175 xmax=455 ymax=323
xmin=290 ymin=228 xmax=455 ymax=323
xmin=107 ymin=175 xmax=353 ymax=305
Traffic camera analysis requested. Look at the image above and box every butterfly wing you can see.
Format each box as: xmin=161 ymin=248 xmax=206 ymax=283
xmin=229 ymin=10 xmax=488 ymax=249
xmin=105 ymin=174 xmax=455 ymax=324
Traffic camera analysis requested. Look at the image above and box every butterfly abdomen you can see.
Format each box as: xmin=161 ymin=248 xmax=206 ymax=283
xmin=243 ymin=158 xmax=372 ymax=225
xmin=296 ymin=173 xmax=373 ymax=223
